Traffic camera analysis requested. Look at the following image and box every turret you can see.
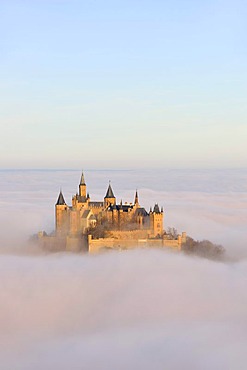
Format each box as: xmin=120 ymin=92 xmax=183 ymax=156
xmin=55 ymin=190 xmax=68 ymax=235
xmin=149 ymin=203 xmax=164 ymax=237
xmin=104 ymin=182 xmax=116 ymax=207
xmin=79 ymin=171 xmax=86 ymax=198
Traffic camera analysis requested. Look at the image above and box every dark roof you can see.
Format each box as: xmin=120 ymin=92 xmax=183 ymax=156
xmin=76 ymin=194 xmax=87 ymax=203
xmin=56 ymin=191 xmax=66 ymax=205
xmin=81 ymin=210 xmax=91 ymax=218
xmin=134 ymin=190 xmax=138 ymax=203
xmin=136 ymin=207 xmax=148 ymax=217
xmin=122 ymin=205 xmax=133 ymax=212
xmin=108 ymin=204 xmax=133 ymax=212
xmin=80 ymin=171 xmax=86 ymax=185
xmin=153 ymin=204 xmax=160 ymax=213
xmin=105 ymin=183 xmax=115 ymax=198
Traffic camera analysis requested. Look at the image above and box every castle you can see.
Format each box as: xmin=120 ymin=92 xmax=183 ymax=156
xmin=38 ymin=171 xmax=186 ymax=253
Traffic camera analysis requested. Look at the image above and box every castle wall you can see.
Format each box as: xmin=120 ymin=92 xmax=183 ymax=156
xmin=38 ymin=235 xmax=67 ymax=252
xmin=70 ymin=210 xmax=80 ymax=235
xmin=39 ymin=232 xmax=185 ymax=254
xmin=73 ymin=200 xmax=87 ymax=211
xmin=88 ymin=236 xmax=115 ymax=253
xmin=88 ymin=235 xmax=144 ymax=254
xmin=66 ymin=235 xmax=88 ymax=253
xmin=87 ymin=233 xmax=185 ymax=254
xmin=80 ymin=216 xmax=88 ymax=233
xmin=88 ymin=237 xmax=184 ymax=254
xmin=106 ymin=229 xmax=150 ymax=240
xmin=162 ymin=232 xmax=187 ymax=250
xmin=89 ymin=206 xmax=104 ymax=216
xmin=162 ymin=239 xmax=181 ymax=250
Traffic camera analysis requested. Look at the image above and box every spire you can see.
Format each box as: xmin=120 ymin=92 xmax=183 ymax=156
xmin=79 ymin=171 xmax=87 ymax=198
xmin=105 ymin=182 xmax=115 ymax=198
xmin=80 ymin=171 xmax=86 ymax=185
xmin=119 ymin=199 xmax=123 ymax=210
xmin=56 ymin=190 xmax=66 ymax=205
xmin=134 ymin=189 xmax=139 ymax=205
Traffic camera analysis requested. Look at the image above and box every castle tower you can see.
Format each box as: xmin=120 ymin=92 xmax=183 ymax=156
xmin=150 ymin=203 xmax=164 ymax=237
xmin=55 ymin=190 xmax=69 ymax=235
xmin=79 ymin=171 xmax=87 ymax=198
xmin=104 ymin=182 xmax=116 ymax=207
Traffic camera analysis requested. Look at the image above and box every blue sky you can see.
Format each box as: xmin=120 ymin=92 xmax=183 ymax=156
xmin=0 ymin=0 xmax=246 ymax=169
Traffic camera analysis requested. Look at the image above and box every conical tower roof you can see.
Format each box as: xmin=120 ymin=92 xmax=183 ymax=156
xmin=153 ymin=203 xmax=160 ymax=213
xmin=134 ymin=189 xmax=139 ymax=204
xmin=105 ymin=183 xmax=115 ymax=198
xmin=80 ymin=171 xmax=86 ymax=185
xmin=56 ymin=190 xmax=66 ymax=205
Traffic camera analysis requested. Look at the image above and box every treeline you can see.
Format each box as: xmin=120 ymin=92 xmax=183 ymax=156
xmin=182 ymin=236 xmax=225 ymax=260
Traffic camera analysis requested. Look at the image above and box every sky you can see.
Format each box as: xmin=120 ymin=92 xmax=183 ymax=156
xmin=1 ymin=0 xmax=247 ymax=169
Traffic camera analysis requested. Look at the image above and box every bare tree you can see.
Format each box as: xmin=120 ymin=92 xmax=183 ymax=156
xmin=166 ymin=227 xmax=178 ymax=239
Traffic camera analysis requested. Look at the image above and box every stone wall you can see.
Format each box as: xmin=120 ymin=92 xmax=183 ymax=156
xmin=106 ymin=229 xmax=150 ymax=240
xmin=88 ymin=234 xmax=183 ymax=254
xmin=38 ymin=235 xmax=66 ymax=252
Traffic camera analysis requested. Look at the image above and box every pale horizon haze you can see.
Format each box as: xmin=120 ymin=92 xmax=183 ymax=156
xmin=1 ymin=0 xmax=247 ymax=169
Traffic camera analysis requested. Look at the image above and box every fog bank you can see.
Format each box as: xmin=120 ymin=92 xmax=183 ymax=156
xmin=1 ymin=250 xmax=247 ymax=369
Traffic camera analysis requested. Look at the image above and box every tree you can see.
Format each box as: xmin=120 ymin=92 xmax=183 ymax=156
xmin=166 ymin=227 xmax=178 ymax=239
xmin=182 ymin=236 xmax=225 ymax=260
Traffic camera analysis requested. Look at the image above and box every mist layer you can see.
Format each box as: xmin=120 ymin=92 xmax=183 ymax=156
xmin=1 ymin=251 xmax=247 ymax=369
